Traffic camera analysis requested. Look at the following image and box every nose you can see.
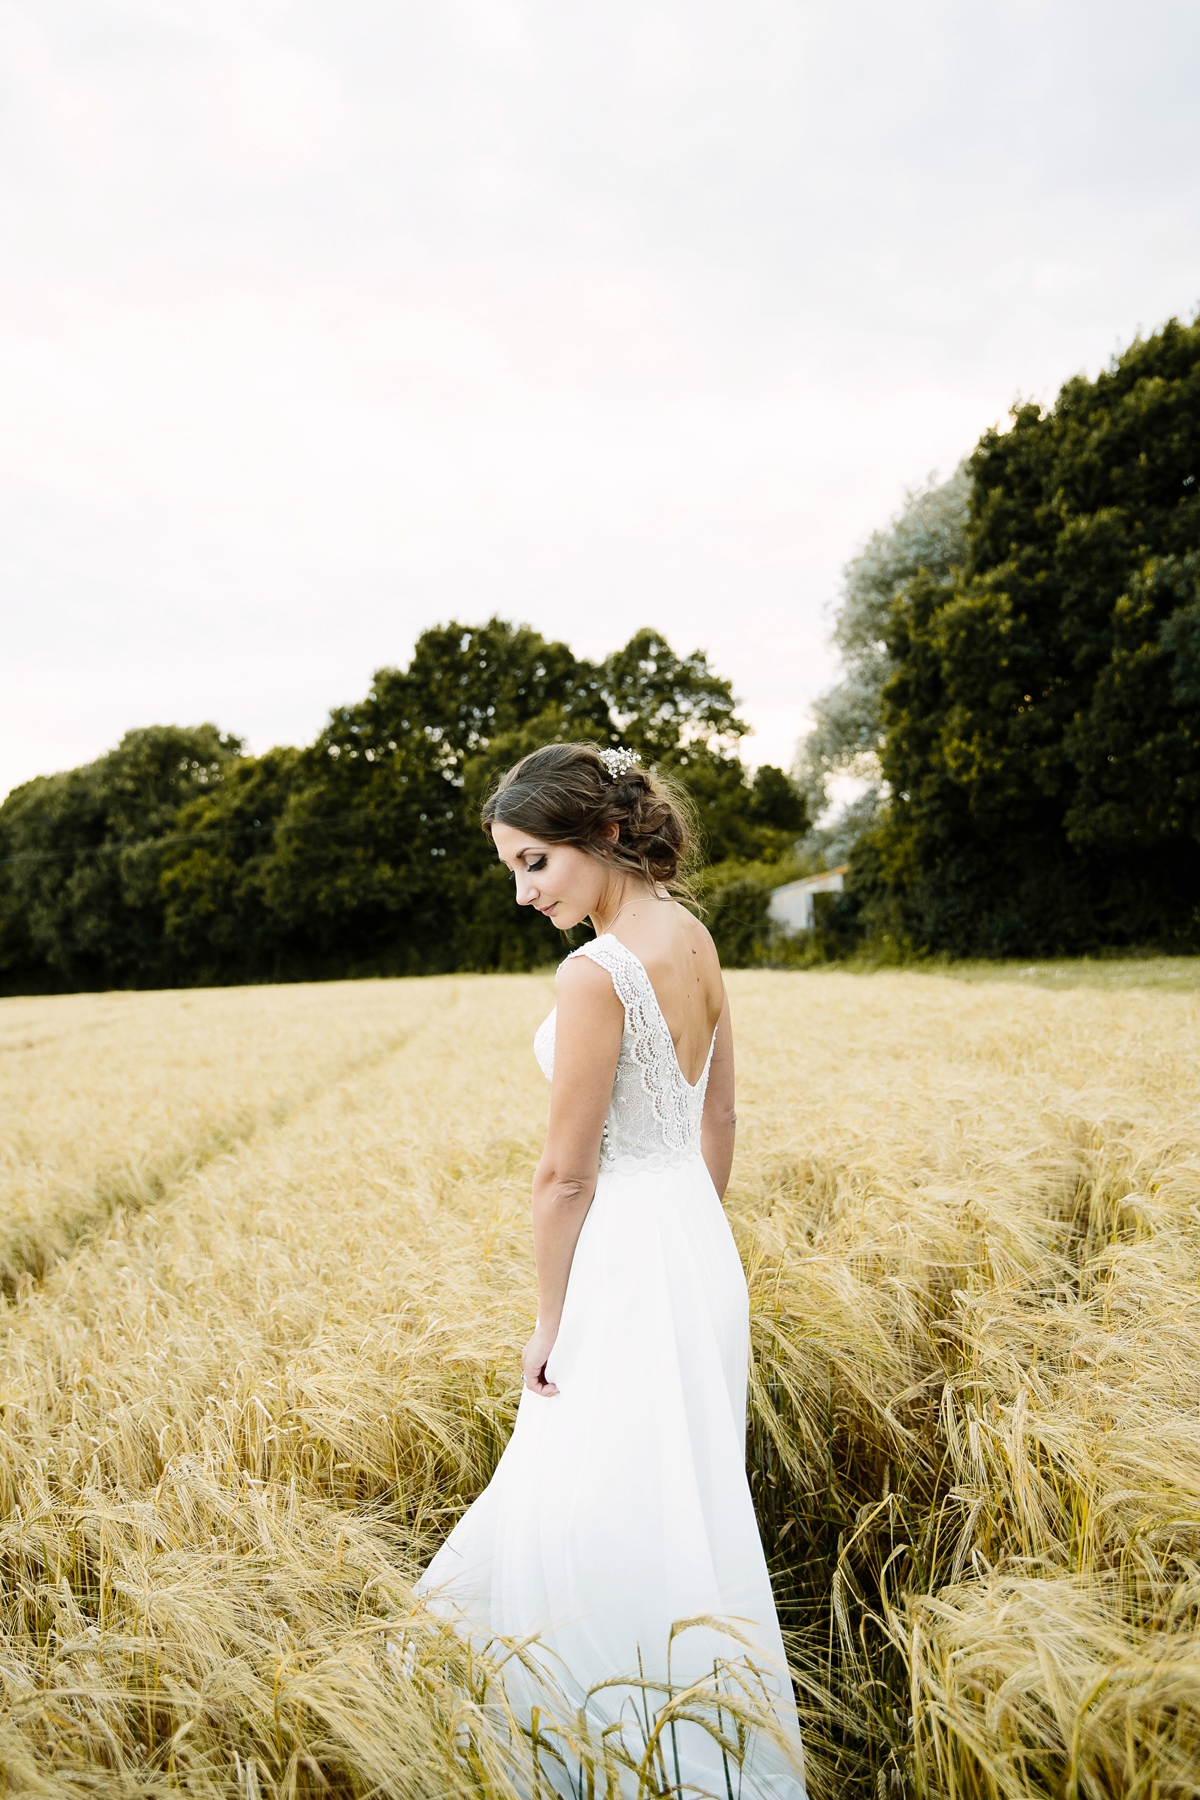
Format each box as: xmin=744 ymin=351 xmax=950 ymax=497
xmin=514 ymin=872 xmax=540 ymax=908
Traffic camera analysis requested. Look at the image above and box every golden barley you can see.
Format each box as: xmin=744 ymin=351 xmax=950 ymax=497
xmin=0 ymin=968 xmax=1196 ymax=1797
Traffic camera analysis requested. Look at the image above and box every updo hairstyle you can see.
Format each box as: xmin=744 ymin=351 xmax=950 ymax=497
xmin=481 ymin=743 xmax=696 ymax=893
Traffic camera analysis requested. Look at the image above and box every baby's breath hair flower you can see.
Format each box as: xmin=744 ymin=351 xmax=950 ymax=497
xmin=597 ymin=746 xmax=641 ymax=780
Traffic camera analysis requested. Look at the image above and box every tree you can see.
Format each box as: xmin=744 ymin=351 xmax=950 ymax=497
xmin=160 ymin=747 xmax=307 ymax=982
xmin=165 ymin=619 xmax=592 ymax=982
xmin=404 ymin=619 xmax=611 ymax=754
xmin=852 ymin=315 xmax=1200 ymax=955
xmin=598 ymin=627 xmax=805 ymax=863
xmin=795 ymin=467 xmax=970 ymax=864
xmin=601 ymin=629 xmax=745 ymax=760
xmin=0 ymin=725 xmax=241 ymax=992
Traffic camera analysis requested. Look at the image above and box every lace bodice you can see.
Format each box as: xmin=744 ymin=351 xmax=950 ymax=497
xmin=533 ymin=935 xmax=716 ymax=1173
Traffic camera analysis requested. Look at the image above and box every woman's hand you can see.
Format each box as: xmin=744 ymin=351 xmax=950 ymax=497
xmin=522 ymin=1321 xmax=560 ymax=1397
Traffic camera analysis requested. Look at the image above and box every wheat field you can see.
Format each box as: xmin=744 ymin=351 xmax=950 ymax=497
xmin=0 ymin=968 xmax=1198 ymax=1798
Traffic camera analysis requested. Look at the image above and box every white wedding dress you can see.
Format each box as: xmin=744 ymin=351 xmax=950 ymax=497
xmin=418 ymin=935 xmax=805 ymax=1797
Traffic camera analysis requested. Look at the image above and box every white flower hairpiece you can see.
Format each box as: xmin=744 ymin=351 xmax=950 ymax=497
xmin=597 ymin=746 xmax=641 ymax=780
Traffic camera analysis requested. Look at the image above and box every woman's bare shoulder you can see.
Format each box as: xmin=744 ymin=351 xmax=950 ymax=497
xmin=618 ymin=901 xmax=723 ymax=988
xmin=664 ymin=901 xmax=722 ymax=971
xmin=678 ymin=902 xmax=720 ymax=955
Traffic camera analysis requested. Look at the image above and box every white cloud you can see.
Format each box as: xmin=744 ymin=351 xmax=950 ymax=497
xmin=0 ymin=6 xmax=364 ymax=197
xmin=448 ymin=155 xmax=527 ymax=216
xmin=629 ymin=12 xmax=688 ymax=89
xmin=105 ymin=0 xmax=295 ymax=47
xmin=444 ymin=0 xmax=538 ymax=75
xmin=187 ymin=46 xmax=367 ymax=183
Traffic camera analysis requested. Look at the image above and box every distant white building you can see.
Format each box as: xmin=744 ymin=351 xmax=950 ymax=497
xmin=768 ymin=866 xmax=849 ymax=934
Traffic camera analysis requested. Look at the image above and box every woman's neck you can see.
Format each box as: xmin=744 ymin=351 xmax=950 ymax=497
xmin=591 ymin=882 xmax=665 ymax=936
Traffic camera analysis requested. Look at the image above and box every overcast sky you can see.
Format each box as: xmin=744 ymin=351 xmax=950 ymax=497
xmin=2 ymin=0 xmax=1198 ymax=798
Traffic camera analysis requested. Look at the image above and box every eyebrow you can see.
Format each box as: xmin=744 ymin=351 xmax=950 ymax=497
xmin=498 ymin=843 xmax=547 ymax=868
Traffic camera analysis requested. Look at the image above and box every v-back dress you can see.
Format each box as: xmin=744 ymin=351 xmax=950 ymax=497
xmin=418 ymin=935 xmax=805 ymax=1796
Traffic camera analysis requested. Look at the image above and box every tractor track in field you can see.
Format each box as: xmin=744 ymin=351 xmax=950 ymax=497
xmin=0 ymin=1016 xmax=431 ymax=1299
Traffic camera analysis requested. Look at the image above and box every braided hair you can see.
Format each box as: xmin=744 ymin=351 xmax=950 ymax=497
xmin=481 ymin=743 xmax=697 ymax=893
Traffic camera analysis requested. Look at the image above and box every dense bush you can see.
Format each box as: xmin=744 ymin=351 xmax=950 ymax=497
xmin=0 ymin=621 xmax=806 ymax=994
xmin=702 ymin=869 xmax=778 ymax=968
xmin=697 ymin=858 xmax=841 ymax=969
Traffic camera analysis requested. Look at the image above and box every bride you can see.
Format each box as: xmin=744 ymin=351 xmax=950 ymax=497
xmin=418 ymin=742 xmax=805 ymax=1798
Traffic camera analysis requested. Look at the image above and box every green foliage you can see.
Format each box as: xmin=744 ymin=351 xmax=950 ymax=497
xmin=602 ymin=627 xmax=746 ymax=759
xmin=403 ymin=619 xmax=612 ymax=753
xmin=160 ymin=747 xmax=311 ymax=982
xmin=697 ymin=857 xmax=814 ymax=968
xmin=0 ymin=623 xmax=808 ymax=993
xmin=850 ymin=315 xmax=1200 ymax=957
xmin=808 ymin=888 xmax=862 ymax=962
xmin=796 ymin=467 xmax=970 ymax=862
xmin=665 ymin=749 xmax=808 ymax=866
xmin=703 ymin=873 xmax=774 ymax=967
xmin=747 ymin=763 xmax=810 ymax=834
xmin=0 ymin=725 xmax=241 ymax=992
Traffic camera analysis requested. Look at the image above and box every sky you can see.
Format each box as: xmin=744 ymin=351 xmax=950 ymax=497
xmin=2 ymin=0 xmax=1199 ymax=799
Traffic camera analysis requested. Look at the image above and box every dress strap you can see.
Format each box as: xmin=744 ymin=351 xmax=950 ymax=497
xmin=564 ymin=936 xmax=646 ymax=1014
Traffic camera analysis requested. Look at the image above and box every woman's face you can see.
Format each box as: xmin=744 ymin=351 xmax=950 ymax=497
xmin=490 ymin=821 xmax=614 ymax=930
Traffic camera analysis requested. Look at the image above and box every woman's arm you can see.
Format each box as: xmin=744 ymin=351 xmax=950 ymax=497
xmin=522 ymin=956 xmax=624 ymax=1397
xmin=700 ymin=987 xmax=736 ymax=1200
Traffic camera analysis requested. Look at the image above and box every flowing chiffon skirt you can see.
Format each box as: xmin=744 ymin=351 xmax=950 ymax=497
xmin=418 ymin=1153 xmax=806 ymax=1797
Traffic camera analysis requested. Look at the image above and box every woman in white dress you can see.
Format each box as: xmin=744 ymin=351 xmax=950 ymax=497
xmin=418 ymin=743 xmax=805 ymax=1798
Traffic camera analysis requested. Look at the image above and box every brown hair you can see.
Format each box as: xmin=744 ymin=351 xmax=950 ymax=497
xmin=481 ymin=743 xmax=696 ymax=892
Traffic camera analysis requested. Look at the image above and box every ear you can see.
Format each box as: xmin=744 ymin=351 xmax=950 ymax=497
xmin=600 ymin=820 xmax=620 ymax=844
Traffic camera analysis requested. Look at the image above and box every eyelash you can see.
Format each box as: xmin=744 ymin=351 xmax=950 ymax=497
xmin=508 ymin=854 xmax=547 ymax=882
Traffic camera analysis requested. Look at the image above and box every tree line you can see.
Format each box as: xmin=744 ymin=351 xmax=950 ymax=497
xmin=0 ymin=626 xmax=806 ymax=994
xmin=799 ymin=313 xmax=1200 ymax=958
xmin=7 ymin=315 xmax=1196 ymax=992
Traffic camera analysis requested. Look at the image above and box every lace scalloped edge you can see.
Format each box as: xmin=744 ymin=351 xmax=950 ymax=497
xmin=600 ymin=1149 xmax=706 ymax=1175
xmin=570 ymin=939 xmax=697 ymax=1153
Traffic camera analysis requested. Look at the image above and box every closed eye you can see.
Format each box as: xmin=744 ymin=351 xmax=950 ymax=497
xmin=526 ymin=855 xmax=547 ymax=872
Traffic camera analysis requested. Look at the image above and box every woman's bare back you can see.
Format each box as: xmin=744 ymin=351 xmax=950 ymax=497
xmin=608 ymin=898 xmax=724 ymax=1086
